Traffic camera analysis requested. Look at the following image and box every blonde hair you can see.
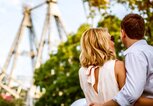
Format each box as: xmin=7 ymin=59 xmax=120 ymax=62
xmin=80 ymin=28 xmax=115 ymax=67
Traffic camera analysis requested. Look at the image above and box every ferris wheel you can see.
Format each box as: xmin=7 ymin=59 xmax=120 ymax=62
xmin=0 ymin=0 xmax=68 ymax=105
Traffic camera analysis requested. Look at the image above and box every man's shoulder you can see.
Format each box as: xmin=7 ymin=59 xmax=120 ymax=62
xmin=126 ymin=44 xmax=153 ymax=55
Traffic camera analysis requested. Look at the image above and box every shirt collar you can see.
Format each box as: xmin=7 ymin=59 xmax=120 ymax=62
xmin=123 ymin=40 xmax=147 ymax=55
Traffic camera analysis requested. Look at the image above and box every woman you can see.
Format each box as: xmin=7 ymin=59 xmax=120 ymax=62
xmin=79 ymin=28 xmax=126 ymax=105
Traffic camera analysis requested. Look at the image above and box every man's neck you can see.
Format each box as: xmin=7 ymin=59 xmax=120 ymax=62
xmin=126 ymin=39 xmax=140 ymax=48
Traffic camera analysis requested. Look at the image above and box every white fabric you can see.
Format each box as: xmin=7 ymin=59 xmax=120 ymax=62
xmin=86 ymin=66 xmax=99 ymax=87
xmin=79 ymin=60 xmax=119 ymax=105
xmin=71 ymin=98 xmax=87 ymax=106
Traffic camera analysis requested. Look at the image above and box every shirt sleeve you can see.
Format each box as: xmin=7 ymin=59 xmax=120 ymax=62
xmin=113 ymin=52 xmax=148 ymax=105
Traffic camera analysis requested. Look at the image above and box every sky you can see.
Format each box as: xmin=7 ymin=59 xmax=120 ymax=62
xmin=0 ymin=0 xmax=129 ymax=86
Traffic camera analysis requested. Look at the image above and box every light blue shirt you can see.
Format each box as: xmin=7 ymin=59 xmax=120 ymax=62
xmin=113 ymin=40 xmax=153 ymax=106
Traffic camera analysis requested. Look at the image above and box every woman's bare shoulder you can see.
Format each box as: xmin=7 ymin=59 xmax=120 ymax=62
xmin=115 ymin=60 xmax=126 ymax=89
xmin=115 ymin=60 xmax=126 ymax=75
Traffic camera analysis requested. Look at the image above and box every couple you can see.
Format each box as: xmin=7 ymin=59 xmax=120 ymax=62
xmin=79 ymin=13 xmax=153 ymax=106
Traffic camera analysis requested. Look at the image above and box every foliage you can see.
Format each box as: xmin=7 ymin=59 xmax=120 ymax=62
xmin=0 ymin=96 xmax=24 ymax=106
xmin=34 ymin=24 xmax=90 ymax=106
xmin=84 ymin=0 xmax=153 ymax=45
xmin=0 ymin=96 xmax=15 ymax=106
xmin=82 ymin=0 xmax=109 ymax=22
xmin=83 ymin=0 xmax=109 ymax=8
xmin=117 ymin=0 xmax=153 ymax=45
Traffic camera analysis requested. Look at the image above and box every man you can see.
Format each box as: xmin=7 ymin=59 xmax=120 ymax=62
xmin=91 ymin=13 xmax=153 ymax=106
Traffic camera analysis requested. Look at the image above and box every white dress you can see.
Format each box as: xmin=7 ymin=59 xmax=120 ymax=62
xmin=79 ymin=60 xmax=119 ymax=105
xmin=71 ymin=98 xmax=87 ymax=106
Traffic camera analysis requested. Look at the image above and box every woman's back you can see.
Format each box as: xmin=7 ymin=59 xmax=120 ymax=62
xmin=79 ymin=28 xmax=126 ymax=105
xmin=79 ymin=60 xmax=119 ymax=105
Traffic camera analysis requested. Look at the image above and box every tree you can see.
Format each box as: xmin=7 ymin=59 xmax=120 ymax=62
xmin=34 ymin=24 xmax=90 ymax=106
xmin=0 ymin=96 xmax=23 ymax=106
xmin=82 ymin=0 xmax=110 ymax=25
xmin=83 ymin=0 xmax=109 ymax=8
xmin=83 ymin=0 xmax=153 ymax=45
xmin=116 ymin=0 xmax=153 ymax=45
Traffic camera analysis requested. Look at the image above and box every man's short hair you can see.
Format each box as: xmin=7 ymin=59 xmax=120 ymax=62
xmin=121 ymin=13 xmax=145 ymax=39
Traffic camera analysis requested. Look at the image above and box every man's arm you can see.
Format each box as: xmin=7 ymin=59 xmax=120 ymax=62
xmin=102 ymin=100 xmax=119 ymax=106
xmin=90 ymin=97 xmax=153 ymax=106
xmin=90 ymin=100 xmax=118 ymax=106
xmin=99 ymin=97 xmax=153 ymax=106
xmin=112 ymin=53 xmax=147 ymax=105
xmin=135 ymin=96 xmax=153 ymax=106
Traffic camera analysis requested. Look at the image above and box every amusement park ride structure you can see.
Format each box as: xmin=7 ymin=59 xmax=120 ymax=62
xmin=0 ymin=0 xmax=67 ymax=105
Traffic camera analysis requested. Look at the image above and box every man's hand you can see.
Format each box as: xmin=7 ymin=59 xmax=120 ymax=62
xmin=89 ymin=103 xmax=102 ymax=106
xmin=89 ymin=100 xmax=119 ymax=106
xmin=135 ymin=96 xmax=153 ymax=106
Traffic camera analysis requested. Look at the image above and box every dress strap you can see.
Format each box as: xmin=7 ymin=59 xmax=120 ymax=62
xmin=86 ymin=66 xmax=99 ymax=86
